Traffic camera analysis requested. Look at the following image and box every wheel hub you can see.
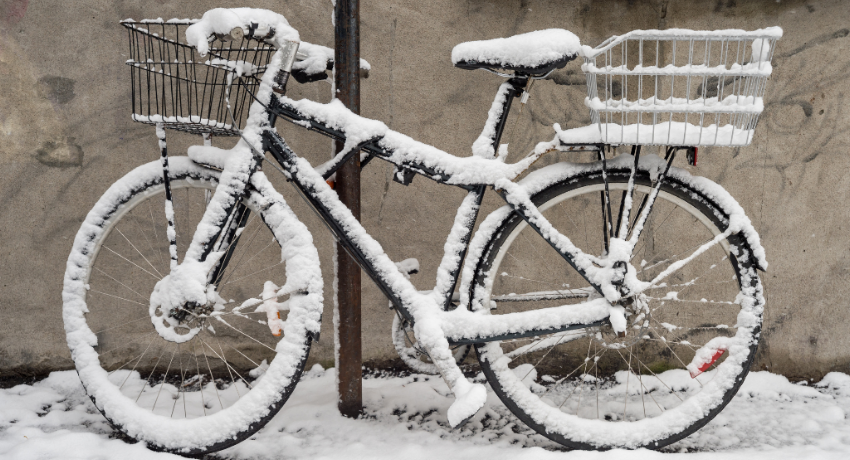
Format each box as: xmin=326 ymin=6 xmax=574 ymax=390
xmin=591 ymin=294 xmax=650 ymax=349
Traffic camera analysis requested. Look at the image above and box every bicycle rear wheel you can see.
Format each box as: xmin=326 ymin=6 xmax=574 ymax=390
xmin=470 ymin=161 xmax=764 ymax=449
xmin=63 ymin=157 xmax=322 ymax=455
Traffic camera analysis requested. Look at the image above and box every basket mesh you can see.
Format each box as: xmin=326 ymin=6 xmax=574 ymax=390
xmin=582 ymin=29 xmax=780 ymax=146
xmin=123 ymin=20 xmax=276 ymax=136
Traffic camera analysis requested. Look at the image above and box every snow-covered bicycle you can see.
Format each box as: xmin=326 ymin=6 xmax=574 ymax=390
xmin=62 ymin=7 xmax=781 ymax=455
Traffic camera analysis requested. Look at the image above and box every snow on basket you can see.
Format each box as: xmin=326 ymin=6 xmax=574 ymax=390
xmin=122 ymin=19 xmax=276 ymax=136
xmin=581 ymin=27 xmax=782 ymax=146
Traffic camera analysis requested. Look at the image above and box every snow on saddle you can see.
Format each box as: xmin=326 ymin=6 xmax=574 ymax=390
xmin=452 ymin=29 xmax=581 ymax=75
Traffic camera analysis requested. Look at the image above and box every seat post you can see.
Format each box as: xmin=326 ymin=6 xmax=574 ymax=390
xmin=491 ymin=76 xmax=527 ymax=151
xmin=436 ymin=75 xmax=528 ymax=310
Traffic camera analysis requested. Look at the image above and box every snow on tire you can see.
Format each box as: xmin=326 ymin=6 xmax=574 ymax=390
xmin=62 ymin=157 xmax=322 ymax=455
xmin=465 ymin=154 xmax=764 ymax=450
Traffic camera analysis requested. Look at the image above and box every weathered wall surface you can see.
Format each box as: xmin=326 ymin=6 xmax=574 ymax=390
xmin=1 ymin=0 xmax=848 ymax=381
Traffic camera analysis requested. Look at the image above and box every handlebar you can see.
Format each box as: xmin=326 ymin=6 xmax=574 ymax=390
xmin=215 ymin=24 xmax=301 ymax=94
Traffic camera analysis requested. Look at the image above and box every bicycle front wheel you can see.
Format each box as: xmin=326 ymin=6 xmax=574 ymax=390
xmin=471 ymin=161 xmax=764 ymax=450
xmin=62 ymin=157 xmax=322 ymax=455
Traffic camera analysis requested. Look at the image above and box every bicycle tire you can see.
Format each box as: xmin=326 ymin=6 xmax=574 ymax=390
xmin=63 ymin=157 xmax=323 ymax=455
xmin=469 ymin=159 xmax=764 ymax=450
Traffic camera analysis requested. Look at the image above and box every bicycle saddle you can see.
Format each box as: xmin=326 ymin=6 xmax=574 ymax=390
xmin=452 ymin=29 xmax=580 ymax=75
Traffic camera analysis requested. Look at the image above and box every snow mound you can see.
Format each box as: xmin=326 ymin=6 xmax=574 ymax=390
xmin=817 ymin=372 xmax=850 ymax=396
xmin=186 ymin=8 xmax=300 ymax=56
xmin=4 ymin=370 xmax=850 ymax=459
xmin=737 ymin=371 xmax=823 ymax=399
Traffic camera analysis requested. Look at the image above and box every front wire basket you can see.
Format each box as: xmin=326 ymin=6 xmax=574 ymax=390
xmin=582 ymin=28 xmax=781 ymax=146
xmin=123 ymin=20 xmax=276 ymax=136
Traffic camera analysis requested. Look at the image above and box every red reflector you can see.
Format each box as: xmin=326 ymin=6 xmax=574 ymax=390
xmin=327 ymin=180 xmax=336 ymax=189
xmin=690 ymin=348 xmax=725 ymax=378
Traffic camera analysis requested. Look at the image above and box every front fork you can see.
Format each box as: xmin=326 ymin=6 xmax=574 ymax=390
xmin=156 ymin=124 xmax=179 ymax=271
xmin=155 ymin=126 xmax=259 ymax=305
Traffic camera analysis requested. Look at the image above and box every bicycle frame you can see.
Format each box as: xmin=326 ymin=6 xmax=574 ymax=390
xmin=176 ymin=44 xmax=684 ymax=350
xmin=256 ymin=84 xmax=632 ymax=345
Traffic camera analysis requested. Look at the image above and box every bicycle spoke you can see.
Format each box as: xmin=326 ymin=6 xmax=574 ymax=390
xmin=506 ymin=330 xmax=586 ymax=359
xmin=198 ymin=336 xmax=224 ymax=410
xmin=171 ymin=342 xmax=184 ymax=418
xmin=661 ymin=254 xmax=731 ymax=301
xmin=137 ymin=347 xmax=166 ymax=403
xmin=200 ymin=335 xmax=254 ymax=390
xmin=492 ymin=287 xmax=592 ymax=302
xmin=213 ymin=316 xmax=276 ymax=352
xmin=631 ymin=206 xmax=679 ymax=266
xmin=636 ymin=357 xmax=684 ymax=402
xmin=118 ymin=333 xmax=159 ymax=389
xmin=519 ymin=230 xmax=547 ymax=268
xmin=569 ymin=339 xmax=594 ymax=413
xmin=532 ymin=340 xmax=604 ymax=403
xmin=647 ymin=229 xmax=731 ymax=288
xmin=594 ymin=343 xmax=600 ymax=420
xmin=94 ymin=267 xmax=148 ymax=302
xmin=102 ymin=245 xmax=162 ymax=281
xmin=519 ymin=331 xmax=574 ymax=382
xmin=214 ymin=335 xmax=241 ymax=398
xmin=637 ymin=352 xmax=647 ymax=418
xmin=132 ymin=213 xmax=165 ymax=270
xmin=221 ymin=261 xmax=285 ymax=287
xmin=497 ymin=272 xmax=564 ymax=287
xmin=217 ymin=215 xmax=264 ymax=286
xmin=93 ymin=316 xmax=151 ymax=335
xmin=191 ymin=339 xmax=207 ymax=416
xmin=116 ymin=228 xmax=164 ymax=279
xmin=153 ymin=345 xmax=177 ymax=412
xmin=222 ymin=340 xmax=261 ymax=369
xmin=89 ymin=289 xmax=148 ymax=307
xmin=104 ymin=331 xmax=157 ymax=362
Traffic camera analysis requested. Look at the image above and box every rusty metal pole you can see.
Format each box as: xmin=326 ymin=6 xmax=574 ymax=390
xmin=334 ymin=0 xmax=362 ymax=418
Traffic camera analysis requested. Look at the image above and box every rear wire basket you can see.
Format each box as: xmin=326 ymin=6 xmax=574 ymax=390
xmin=122 ymin=20 xmax=276 ymax=136
xmin=582 ymin=29 xmax=781 ymax=146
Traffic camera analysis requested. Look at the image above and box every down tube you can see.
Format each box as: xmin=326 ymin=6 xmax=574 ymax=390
xmin=264 ymin=131 xmax=411 ymax=316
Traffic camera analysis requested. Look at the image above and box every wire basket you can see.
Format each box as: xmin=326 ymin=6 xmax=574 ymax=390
xmin=582 ymin=28 xmax=781 ymax=146
xmin=122 ymin=20 xmax=276 ymax=136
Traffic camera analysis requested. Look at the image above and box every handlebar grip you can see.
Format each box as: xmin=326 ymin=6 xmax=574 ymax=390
xmin=273 ymin=40 xmax=300 ymax=94
xmin=213 ymin=27 xmax=247 ymax=43
xmin=273 ymin=70 xmax=290 ymax=95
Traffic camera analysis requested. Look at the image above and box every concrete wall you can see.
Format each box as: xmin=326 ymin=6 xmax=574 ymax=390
xmin=1 ymin=0 xmax=848 ymax=381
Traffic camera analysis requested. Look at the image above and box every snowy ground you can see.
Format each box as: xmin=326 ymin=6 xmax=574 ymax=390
xmin=2 ymin=367 xmax=850 ymax=460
